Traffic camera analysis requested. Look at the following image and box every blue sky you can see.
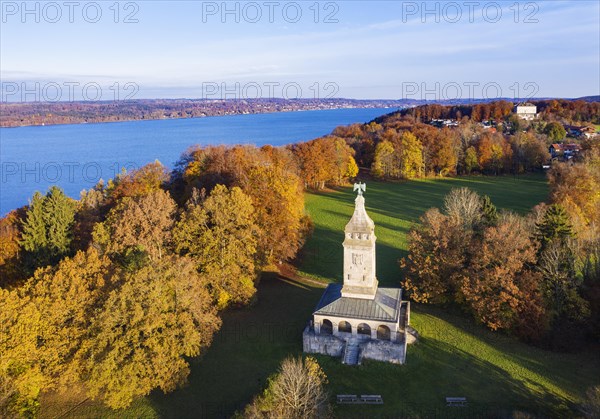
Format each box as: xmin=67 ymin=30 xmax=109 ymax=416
xmin=1 ymin=0 xmax=599 ymax=100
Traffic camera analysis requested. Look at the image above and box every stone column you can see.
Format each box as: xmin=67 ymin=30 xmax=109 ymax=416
xmin=371 ymin=327 xmax=377 ymax=340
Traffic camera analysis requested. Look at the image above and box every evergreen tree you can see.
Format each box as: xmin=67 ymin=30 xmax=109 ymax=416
xmin=535 ymin=204 xmax=589 ymax=348
xmin=43 ymin=187 xmax=76 ymax=257
xmin=20 ymin=192 xmax=47 ymax=262
xmin=535 ymin=204 xmax=574 ymax=249
xmin=480 ymin=195 xmax=499 ymax=227
xmin=20 ymin=187 xmax=76 ymax=272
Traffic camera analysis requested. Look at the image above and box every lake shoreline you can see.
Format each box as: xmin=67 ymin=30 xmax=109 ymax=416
xmin=0 ymin=105 xmax=398 ymax=129
xmin=0 ymin=98 xmax=406 ymax=128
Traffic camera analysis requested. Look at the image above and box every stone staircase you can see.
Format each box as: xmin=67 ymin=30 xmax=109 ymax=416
xmin=342 ymin=339 xmax=360 ymax=365
xmin=399 ymin=302 xmax=408 ymax=331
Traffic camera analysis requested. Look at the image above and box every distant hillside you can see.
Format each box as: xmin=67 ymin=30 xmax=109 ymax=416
xmin=575 ymin=95 xmax=600 ymax=102
xmin=2 ymin=97 xmax=598 ymax=128
xmin=0 ymin=98 xmax=412 ymax=128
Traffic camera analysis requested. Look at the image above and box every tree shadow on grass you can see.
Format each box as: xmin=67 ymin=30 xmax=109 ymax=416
xmin=411 ymin=304 xmax=595 ymax=417
xmin=322 ymin=337 xmax=567 ymax=418
xmin=147 ymin=272 xmax=322 ymax=419
xmin=310 ymin=177 xmax=548 ymax=224
xmin=299 ymin=224 xmax=405 ymax=288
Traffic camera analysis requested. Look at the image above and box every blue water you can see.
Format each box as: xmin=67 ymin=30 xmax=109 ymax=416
xmin=0 ymin=107 xmax=394 ymax=214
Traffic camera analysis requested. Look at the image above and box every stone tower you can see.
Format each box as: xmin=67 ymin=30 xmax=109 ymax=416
xmin=303 ymin=181 xmax=411 ymax=365
xmin=341 ymin=183 xmax=378 ymax=299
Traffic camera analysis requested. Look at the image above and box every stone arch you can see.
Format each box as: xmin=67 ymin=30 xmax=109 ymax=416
xmin=338 ymin=321 xmax=352 ymax=333
xmin=357 ymin=323 xmax=371 ymax=336
xmin=321 ymin=319 xmax=333 ymax=335
xmin=377 ymin=325 xmax=391 ymax=340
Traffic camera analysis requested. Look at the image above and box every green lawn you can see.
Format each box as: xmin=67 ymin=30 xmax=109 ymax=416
xmin=299 ymin=174 xmax=550 ymax=285
xmin=42 ymin=174 xmax=600 ymax=418
xmin=319 ymin=302 xmax=599 ymax=417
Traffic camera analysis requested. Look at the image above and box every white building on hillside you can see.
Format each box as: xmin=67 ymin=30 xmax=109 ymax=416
xmin=515 ymin=103 xmax=537 ymax=120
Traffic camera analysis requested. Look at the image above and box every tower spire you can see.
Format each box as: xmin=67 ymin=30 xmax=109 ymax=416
xmin=342 ymin=183 xmax=378 ymax=299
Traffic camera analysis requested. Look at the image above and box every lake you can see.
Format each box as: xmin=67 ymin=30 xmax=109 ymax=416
xmin=0 ymin=107 xmax=394 ymax=214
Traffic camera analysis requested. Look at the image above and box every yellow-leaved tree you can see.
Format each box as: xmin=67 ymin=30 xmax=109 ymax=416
xmin=174 ymin=184 xmax=259 ymax=308
xmin=399 ymin=131 xmax=424 ymax=179
xmin=1 ymin=249 xmax=221 ymax=413
xmin=83 ymin=255 xmax=221 ymax=409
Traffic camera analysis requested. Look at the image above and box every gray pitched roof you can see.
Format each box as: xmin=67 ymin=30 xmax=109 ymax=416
xmin=314 ymin=284 xmax=402 ymax=322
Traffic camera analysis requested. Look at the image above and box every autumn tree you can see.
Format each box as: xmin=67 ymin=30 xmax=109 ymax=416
xmin=463 ymin=146 xmax=479 ymax=174
xmin=401 ymin=208 xmax=469 ymax=303
xmin=1 ymin=249 xmax=221 ymax=411
xmin=0 ymin=210 xmax=24 ymax=287
xmin=108 ymin=160 xmax=169 ymax=202
xmin=0 ymin=249 xmax=113 ymax=416
xmin=83 ymin=256 xmax=221 ymax=408
xmin=443 ymin=187 xmax=483 ymax=229
xmin=240 ymin=163 xmax=306 ymax=264
xmin=176 ymin=145 xmax=262 ymax=201
xmin=428 ymin=129 xmax=458 ymax=176
xmin=174 ymin=185 xmax=259 ymax=308
xmin=1 ymin=286 xmax=43 ymax=418
xmin=477 ymin=133 xmax=512 ymax=174
xmin=72 ymin=182 xmax=109 ymax=251
xmin=293 ymin=137 xmax=357 ymax=189
xmin=457 ymin=213 xmax=543 ymax=331
xmin=341 ymin=122 xmax=378 ymax=167
xmin=403 ymin=188 xmax=487 ymax=304
xmin=544 ymin=121 xmax=566 ymax=142
xmin=174 ymin=145 xmax=306 ymax=265
xmin=243 ymin=357 xmax=329 ymax=419
xmin=548 ymin=160 xmax=600 ymax=231
xmin=371 ymin=140 xmax=399 ymax=179
xmin=580 ymin=238 xmax=600 ymax=340
xmin=399 ymin=131 xmax=424 ymax=178
xmin=510 ymin=132 xmax=549 ymax=172
xmin=293 ymin=139 xmax=331 ymax=189
xmin=402 ymin=190 xmax=551 ymax=341
xmin=333 ymin=137 xmax=359 ymax=182
xmin=94 ymin=189 xmax=177 ymax=263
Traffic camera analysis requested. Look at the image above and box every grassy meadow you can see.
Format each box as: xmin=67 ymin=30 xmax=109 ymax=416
xmin=299 ymin=174 xmax=550 ymax=285
xmin=42 ymin=174 xmax=600 ymax=418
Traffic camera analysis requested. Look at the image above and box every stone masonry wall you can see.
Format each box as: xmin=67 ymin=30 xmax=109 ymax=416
xmin=359 ymin=339 xmax=406 ymax=364
xmin=303 ymin=327 xmax=345 ymax=357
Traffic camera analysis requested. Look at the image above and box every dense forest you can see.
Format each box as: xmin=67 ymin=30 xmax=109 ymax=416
xmin=1 ymin=100 xmax=599 ymax=416
xmin=289 ymin=100 xmax=599 ymax=185
xmin=397 ymin=99 xmax=600 ymax=124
